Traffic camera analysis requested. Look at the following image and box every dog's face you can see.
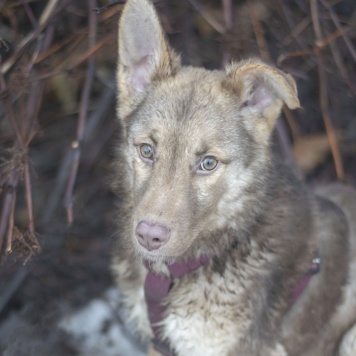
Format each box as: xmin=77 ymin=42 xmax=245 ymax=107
xmin=116 ymin=0 xmax=299 ymax=261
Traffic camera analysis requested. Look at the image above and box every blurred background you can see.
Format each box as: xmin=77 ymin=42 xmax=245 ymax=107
xmin=0 ymin=0 xmax=355 ymax=354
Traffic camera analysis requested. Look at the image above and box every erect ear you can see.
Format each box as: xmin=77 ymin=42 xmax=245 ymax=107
xmin=117 ymin=0 xmax=180 ymax=120
xmin=223 ymin=59 xmax=300 ymax=142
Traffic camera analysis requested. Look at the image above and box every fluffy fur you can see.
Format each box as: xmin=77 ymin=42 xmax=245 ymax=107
xmin=112 ymin=0 xmax=356 ymax=355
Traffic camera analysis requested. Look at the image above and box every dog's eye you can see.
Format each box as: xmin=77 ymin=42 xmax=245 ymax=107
xmin=139 ymin=144 xmax=154 ymax=161
xmin=199 ymin=156 xmax=218 ymax=172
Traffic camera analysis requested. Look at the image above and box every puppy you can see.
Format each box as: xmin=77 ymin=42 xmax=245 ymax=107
xmin=112 ymin=0 xmax=356 ymax=354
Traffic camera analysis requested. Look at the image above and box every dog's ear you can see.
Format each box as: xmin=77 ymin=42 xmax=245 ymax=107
xmin=117 ymin=0 xmax=180 ymax=119
xmin=223 ymin=59 xmax=300 ymax=142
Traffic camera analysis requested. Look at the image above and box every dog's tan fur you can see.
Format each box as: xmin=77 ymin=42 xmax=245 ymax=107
xmin=112 ymin=0 xmax=356 ymax=355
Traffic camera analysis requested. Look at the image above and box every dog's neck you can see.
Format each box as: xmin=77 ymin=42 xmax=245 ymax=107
xmin=143 ymin=252 xmax=320 ymax=355
xmin=144 ymin=256 xmax=210 ymax=355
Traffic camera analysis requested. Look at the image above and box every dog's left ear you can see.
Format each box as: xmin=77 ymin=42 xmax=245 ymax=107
xmin=117 ymin=0 xmax=180 ymax=120
xmin=223 ymin=59 xmax=300 ymax=141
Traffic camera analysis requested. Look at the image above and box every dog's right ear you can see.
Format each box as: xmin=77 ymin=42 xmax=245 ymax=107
xmin=117 ymin=0 xmax=180 ymax=120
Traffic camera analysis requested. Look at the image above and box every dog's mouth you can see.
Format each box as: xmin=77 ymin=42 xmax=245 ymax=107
xmin=134 ymin=241 xmax=181 ymax=264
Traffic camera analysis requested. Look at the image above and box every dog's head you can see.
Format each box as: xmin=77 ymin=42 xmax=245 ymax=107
xmin=116 ymin=0 xmax=299 ymax=262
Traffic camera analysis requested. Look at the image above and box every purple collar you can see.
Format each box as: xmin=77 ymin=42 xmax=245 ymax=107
xmin=143 ymin=254 xmax=320 ymax=355
xmin=290 ymin=256 xmax=320 ymax=305
xmin=144 ymin=255 xmax=210 ymax=355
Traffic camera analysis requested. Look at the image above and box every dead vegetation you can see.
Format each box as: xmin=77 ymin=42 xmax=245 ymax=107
xmin=0 ymin=0 xmax=355 ymax=332
xmin=0 ymin=0 xmax=124 ymax=260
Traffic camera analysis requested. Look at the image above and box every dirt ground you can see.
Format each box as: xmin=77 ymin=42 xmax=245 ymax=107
xmin=0 ymin=0 xmax=355 ymax=355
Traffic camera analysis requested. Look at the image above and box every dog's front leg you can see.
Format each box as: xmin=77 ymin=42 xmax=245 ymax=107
xmin=147 ymin=344 xmax=163 ymax=356
xmin=265 ymin=343 xmax=288 ymax=356
xmin=227 ymin=343 xmax=288 ymax=356
xmin=112 ymin=256 xmax=153 ymax=340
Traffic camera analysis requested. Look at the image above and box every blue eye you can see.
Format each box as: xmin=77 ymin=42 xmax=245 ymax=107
xmin=140 ymin=144 xmax=154 ymax=159
xmin=138 ymin=144 xmax=155 ymax=164
xmin=200 ymin=156 xmax=218 ymax=171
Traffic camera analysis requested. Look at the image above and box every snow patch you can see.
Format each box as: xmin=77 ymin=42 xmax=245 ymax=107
xmin=59 ymin=287 xmax=146 ymax=356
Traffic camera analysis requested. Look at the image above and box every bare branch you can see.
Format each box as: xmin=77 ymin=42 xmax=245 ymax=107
xmin=310 ymin=0 xmax=345 ymax=180
xmin=64 ymin=0 xmax=98 ymax=225
xmin=188 ymin=0 xmax=225 ymax=34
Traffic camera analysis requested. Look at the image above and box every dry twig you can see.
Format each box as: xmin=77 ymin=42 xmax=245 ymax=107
xmin=310 ymin=0 xmax=345 ymax=181
xmin=221 ymin=0 xmax=233 ymax=66
xmin=64 ymin=0 xmax=98 ymax=225
xmin=188 ymin=0 xmax=225 ymax=34
xmin=0 ymin=1 xmax=61 ymax=258
xmin=247 ymin=0 xmax=301 ymax=178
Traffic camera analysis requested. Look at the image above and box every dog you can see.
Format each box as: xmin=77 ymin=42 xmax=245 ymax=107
xmin=111 ymin=0 xmax=356 ymax=354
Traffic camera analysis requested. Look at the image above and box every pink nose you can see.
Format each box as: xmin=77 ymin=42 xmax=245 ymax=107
xmin=135 ymin=221 xmax=170 ymax=251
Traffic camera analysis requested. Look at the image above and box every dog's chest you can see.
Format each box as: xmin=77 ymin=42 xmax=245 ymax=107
xmin=159 ymin=269 xmax=254 ymax=355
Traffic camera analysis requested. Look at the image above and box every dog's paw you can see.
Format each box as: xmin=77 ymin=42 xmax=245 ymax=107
xmin=274 ymin=343 xmax=288 ymax=356
xmin=339 ymin=322 xmax=356 ymax=356
xmin=147 ymin=344 xmax=163 ymax=356
xmin=263 ymin=343 xmax=288 ymax=356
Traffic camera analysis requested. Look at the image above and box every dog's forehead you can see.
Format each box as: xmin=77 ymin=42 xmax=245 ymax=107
xmin=155 ymin=67 xmax=227 ymax=119
xmin=133 ymin=67 xmax=244 ymax=142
